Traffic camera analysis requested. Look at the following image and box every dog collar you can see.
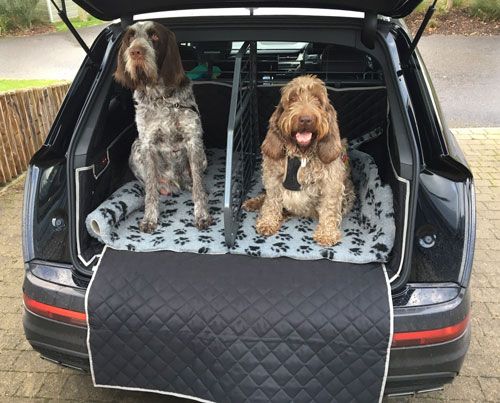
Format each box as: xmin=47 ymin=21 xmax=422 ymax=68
xmin=169 ymin=102 xmax=200 ymax=115
xmin=283 ymin=157 xmax=306 ymax=191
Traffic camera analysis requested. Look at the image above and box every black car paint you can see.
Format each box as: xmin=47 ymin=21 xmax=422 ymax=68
xmin=22 ymin=15 xmax=475 ymax=397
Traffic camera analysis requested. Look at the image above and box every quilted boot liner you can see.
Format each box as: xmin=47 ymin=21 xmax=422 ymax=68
xmin=86 ymin=247 xmax=393 ymax=402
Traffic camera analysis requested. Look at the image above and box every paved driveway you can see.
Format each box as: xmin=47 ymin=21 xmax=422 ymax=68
xmin=0 ymin=130 xmax=498 ymax=402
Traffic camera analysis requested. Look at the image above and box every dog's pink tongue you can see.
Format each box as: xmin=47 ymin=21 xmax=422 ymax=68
xmin=296 ymin=131 xmax=312 ymax=145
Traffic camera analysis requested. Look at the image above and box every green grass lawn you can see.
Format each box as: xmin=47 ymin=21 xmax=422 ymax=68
xmin=54 ymin=16 xmax=105 ymax=32
xmin=0 ymin=79 xmax=66 ymax=93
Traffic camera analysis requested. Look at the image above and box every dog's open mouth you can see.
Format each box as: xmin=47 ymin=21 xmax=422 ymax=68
xmin=295 ymin=131 xmax=313 ymax=147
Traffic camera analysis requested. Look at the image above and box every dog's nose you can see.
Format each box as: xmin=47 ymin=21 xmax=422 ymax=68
xmin=129 ymin=47 xmax=143 ymax=59
xmin=299 ymin=115 xmax=312 ymax=125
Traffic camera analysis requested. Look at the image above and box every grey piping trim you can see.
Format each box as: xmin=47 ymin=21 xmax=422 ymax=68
xmin=386 ymin=108 xmax=410 ymax=284
xmin=458 ymin=180 xmax=474 ymax=284
xmin=379 ymin=262 xmax=394 ymax=402
xmin=75 ymin=166 xmax=100 ymax=267
xmin=74 ymin=124 xmax=135 ymax=265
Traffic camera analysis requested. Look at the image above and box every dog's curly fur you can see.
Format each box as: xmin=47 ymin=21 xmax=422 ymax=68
xmin=115 ymin=21 xmax=211 ymax=233
xmin=244 ymin=75 xmax=355 ymax=246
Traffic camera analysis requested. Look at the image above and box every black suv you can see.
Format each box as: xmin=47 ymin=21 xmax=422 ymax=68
xmin=22 ymin=0 xmax=475 ymax=398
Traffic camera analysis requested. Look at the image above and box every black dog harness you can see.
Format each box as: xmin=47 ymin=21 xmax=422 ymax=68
xmin=282 ymin=148 xmax=350 ymax=192
xmin=170 ymin=102 xmax=200 ymax=115
xmin=283 ymin=157 xmax=306 ymax=191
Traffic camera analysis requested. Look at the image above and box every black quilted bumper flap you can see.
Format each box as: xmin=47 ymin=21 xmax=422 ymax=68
xmin=86 ymin=248 xmax=393 ymax=402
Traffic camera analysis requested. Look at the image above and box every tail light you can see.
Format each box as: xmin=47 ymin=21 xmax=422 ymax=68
xmin=392 ymin=315 xmax=469 ymax=347
xmin=23 ymin=294 xmax=86 ymax=327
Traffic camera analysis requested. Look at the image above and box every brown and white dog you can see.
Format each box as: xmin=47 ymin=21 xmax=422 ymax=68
xmin=243 ymin=75 xmax=355 ymax=246
xmin=114 ymin=21 xmax=212 ymax=232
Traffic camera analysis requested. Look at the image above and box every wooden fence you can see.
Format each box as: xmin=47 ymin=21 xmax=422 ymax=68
xmin=0 ymin=83 xmax=70 ymax=185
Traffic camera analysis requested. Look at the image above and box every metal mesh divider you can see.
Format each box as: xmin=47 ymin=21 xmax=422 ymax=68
xmin=224 ymin=41 xmax=259 ymax=247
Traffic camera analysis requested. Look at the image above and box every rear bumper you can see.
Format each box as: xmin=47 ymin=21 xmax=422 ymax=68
xmin=22 ymin=262 xmax=471 ymax=396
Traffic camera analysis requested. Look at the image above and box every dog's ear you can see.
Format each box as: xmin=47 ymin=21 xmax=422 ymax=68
xmin=114 ymin=29 xmax=136 ymax=89
xmin=158 ymin=28 xmax=185 ymax=87
xmin=261 ymin=104 xmax=286 ymax=160
xmin=317 ymin=104 xmax=342 ymax=164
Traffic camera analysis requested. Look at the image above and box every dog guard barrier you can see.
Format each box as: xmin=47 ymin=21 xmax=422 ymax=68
xmin=224 ymin=41 xmax=259 ymax=247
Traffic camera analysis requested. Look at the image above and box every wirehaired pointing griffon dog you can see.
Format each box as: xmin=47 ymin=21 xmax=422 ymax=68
xmin=243 ymin=75 xmax=355 ymax=246
xmin=114 ymin=21 xmax=212 ymax=232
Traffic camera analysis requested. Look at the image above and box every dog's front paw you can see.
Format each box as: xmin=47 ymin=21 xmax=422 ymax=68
xmin=313 ymin=227 xmax=341 ymax=246
xmin=242 ymin=195 xmax=264 ymax=212
xmin=256 ymin=218 xmax=281 ymax=236
xmin=139 ymin=219 xmax=158 ymax=233
xmin=195 ymin=212 xmax=213 ymax=230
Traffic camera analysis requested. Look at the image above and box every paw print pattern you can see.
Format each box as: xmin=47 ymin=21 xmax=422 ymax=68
xmin=321 ymin=249 xmax=336 ymax=260
xmin=152 ymin=236 xmax=165 ymax=246
xmin=174 ymin=237 xmax=189 ymax=245
xmin=297 ymin=244 xmax=313 ymax=254
xmin=86 ymin=147 xmax=395 ymax=264
xmin=271 ymin=242 xmax=289 ymax=253
xmin=245 ymin=245 xmax=261 ymax=257
xmin=275 ymin=232 xmax=293 ymax=241
xmin=198 ymin=235 xmax=214 ymax=244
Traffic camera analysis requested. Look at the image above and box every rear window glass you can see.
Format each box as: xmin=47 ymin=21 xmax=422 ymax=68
xmin=179 ymin=41 xmax=383 ymax=86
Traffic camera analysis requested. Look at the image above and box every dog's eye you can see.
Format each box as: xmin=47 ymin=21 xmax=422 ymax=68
xmin=150 ymin=32 xmax=159 ymax=41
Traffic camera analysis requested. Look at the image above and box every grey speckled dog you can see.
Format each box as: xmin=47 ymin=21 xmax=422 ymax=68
xmin=114 ymin=21 xmax=212 ymax=232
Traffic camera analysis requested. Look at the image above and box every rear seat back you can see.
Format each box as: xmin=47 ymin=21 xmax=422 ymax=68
xmin=258 ymin=86 xmax=386 ymax=142
xmin=193 ymin=83 xmax=232 ymax=149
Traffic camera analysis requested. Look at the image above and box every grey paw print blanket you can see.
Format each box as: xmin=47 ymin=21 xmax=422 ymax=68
xmin=86 ymin=140 xmax=395 ymax=263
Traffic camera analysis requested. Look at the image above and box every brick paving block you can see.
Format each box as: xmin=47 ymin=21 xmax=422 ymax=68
xmin=478 ymin=377 xmax=500 ymax=402
xmin=461 ymin=354 xmax=500 ymax=377
xmin=0 ymin=297 xmax=23 ymax=314
xmin=440 ymin=376 xmax=485 ymax=401
xmin=470 ymin=290 xmax=498 ymax=303
xmin=477 ymin=332 xmax=500 ymax=351
xmin=485 ymin=250 xmax=500 ymax=262
xmin=14 ymin=372 xmax=46 ymax=399
xmin=15 ymin=351 xmax=63 ymax=374
xmin=0 ymin=313 xmax=23 ymax=331
xmin=62 ymin=373 xmax=117 ymax=401
xmin=34 ymin=372 xmax=70 ymax=399
xmin=0 ymin=371 xmax=24 ymax=398
xmin=0 ymin=332 xmax=23 ymax=351
xmin=482 ymin=273 xmax=499 ymax=289
xmin=480 ymin=318 xmax=500 ymax=338
xmin=485 ymin=303 xmax=500 ymax=318
xmin=471 ymin=301 xmax=493 ymax=319
xmin=0 ymin=350 xmax=21 ymax=371
xmin=471 ymin=272 xmax=494 ymax=289
xmin=468 ymin=334 xmax=483 ymax=355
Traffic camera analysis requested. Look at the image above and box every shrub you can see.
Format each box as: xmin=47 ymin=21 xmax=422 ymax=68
xmin=0 ymin=0 xmax=40 ymax=32
xmin=467 ymin=0 xmax=500 ymax=20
